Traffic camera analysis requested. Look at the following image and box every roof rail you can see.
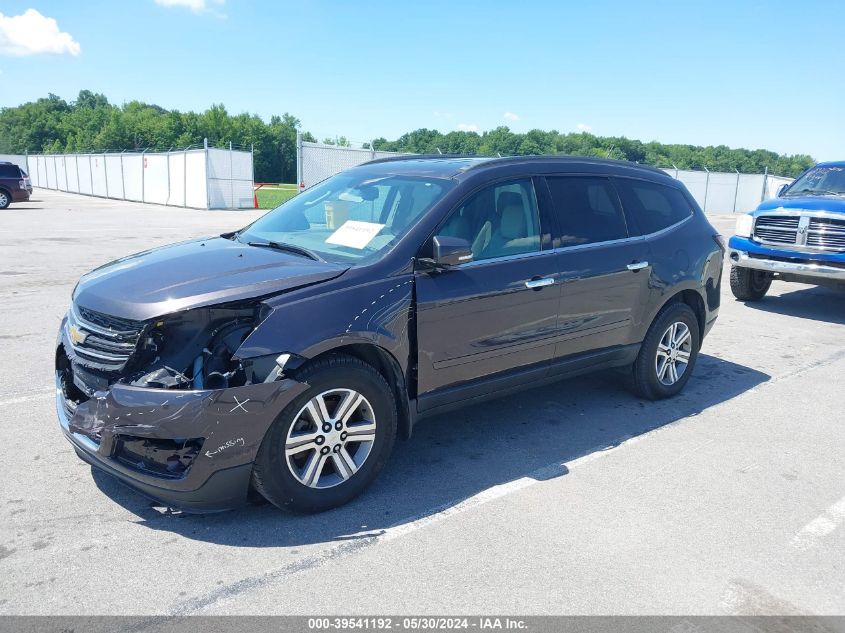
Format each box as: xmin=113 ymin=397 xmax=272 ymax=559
xmin=360 ymin=153 xmax=669 ymax=176
xmin=459 ymin=154 xmax=669 ymax=176
xmin=362 ymin=153 xmax=482 ymax=166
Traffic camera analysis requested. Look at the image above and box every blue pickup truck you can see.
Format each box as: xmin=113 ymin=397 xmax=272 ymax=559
xmin=728 ymin=161 xmax=845 ymax=300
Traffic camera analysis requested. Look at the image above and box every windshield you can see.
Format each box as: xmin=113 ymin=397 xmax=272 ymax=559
xmin=785 ymin=166 xmax=845 ymax=196
xmin=238 ymin=172 xmax=453 ymax=263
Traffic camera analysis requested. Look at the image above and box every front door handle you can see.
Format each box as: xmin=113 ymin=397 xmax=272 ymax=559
xmin=627 ymin=261 xmax=649 ymax=271
xmin=525 ymin=277 xmax=555 ymax=290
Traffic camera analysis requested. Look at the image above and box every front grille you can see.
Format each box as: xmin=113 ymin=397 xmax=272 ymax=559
xmin=753 ymin=215 xmax=799 ymax=245
xmin=67 ymin=305 xmax=144 ymax=373
xmin=753 ymin=213 xmax=845 ymax=253
xmin=807 ymin=217 xmax=845 ymax=252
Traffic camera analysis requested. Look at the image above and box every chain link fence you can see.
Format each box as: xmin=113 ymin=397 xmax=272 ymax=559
xmin=297 ymin=132 xmax=407 ymax=190
xmin=660 ymin=167 xmax=792 ymax=214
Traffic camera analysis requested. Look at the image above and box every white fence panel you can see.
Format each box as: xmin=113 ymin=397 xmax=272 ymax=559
xmin=91 ymin=155 xmax=107 ymax=197
xmin=168 ymin=152 xmax=186 ymax=206
xmin=122 ymin=154 xmax=143 ymax=201
xmin=78 ymin=156 xmax=93 ymax=195
xmin=28 ymin=156 xmax=40 ymax=187
xmin=65 ymin=155 xmax=80 ymax=193
xmin=36 ymin=156 xmax=47 ymax=187
xmin=56 ymin=156 xmax=69 ymax=191
xmin=206 ymin=147 xmax=254 ymax=209
xmin=143 ymin=153 xmax=170 ymax=205
xmin=105 ymin=155 xmax=123 ymax=198
xmin=185 ymin=150 xmax=207 ymax=209
xmin=206 ymin=147 xmax=231 ymax=208
xmin=45 ymin=156 xmax=57 ymax=190
xmin=735 ymin=174 xmax=765 ymax=214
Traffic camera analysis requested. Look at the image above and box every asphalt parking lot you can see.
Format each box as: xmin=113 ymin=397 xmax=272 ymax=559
xmin=1 ymin=190 xmax=843 ymax=616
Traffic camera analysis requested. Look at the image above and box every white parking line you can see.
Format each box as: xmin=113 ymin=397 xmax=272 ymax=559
xmin=790 ymin=495 xmax=845 ymax=551
xmin=0 ymin=392 xmax=52 ymax=407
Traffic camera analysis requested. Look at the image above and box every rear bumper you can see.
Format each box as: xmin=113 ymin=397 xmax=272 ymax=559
xmin=728 ymin=236 xmax=845 ymax=283
xmin=12 ymin=188 xmax=30 ymax=202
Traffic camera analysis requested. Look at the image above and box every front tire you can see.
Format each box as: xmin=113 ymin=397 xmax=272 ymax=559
xmin=730 ymin=266 xmax=771 ymax=301
xmin=632 ymin=302 xmax=700 ymax=401
xmin=252 ymin=354 xmax=397 ymax=513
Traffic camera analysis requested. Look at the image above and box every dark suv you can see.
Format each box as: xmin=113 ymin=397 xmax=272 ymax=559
xmin=0 ymin=161 xmax=32 ymax=208
xmin=56 ymin=156 xmax=723 ymax=512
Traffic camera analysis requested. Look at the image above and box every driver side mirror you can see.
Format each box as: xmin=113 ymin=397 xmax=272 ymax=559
xmin=418 ymin=235 xmax=473 ymax=271
xmin=777 ymin=184 xmax=789 ymax=197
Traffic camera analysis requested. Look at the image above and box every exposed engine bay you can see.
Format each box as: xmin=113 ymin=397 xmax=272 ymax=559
xmin=59 ymin=301 xmax=288 ymax=395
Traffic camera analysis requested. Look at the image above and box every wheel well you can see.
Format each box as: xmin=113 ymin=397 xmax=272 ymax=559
xmin=674 ymin=289 xmax=706 ymax=337
xmin=306 ymin=344 xmax=412 ymax=440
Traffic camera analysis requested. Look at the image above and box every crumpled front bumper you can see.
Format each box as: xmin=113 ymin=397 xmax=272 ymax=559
xmin=56 ymin=344 xmax=309 ymax=512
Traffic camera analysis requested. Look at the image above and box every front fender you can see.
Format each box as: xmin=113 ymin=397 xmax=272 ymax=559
xmin=236 ymin=275 xmax=414 ymax=375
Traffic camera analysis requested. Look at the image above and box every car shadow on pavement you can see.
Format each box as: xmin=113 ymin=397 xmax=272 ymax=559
xmin=738 ymin=286 xmax=845 ymax=325
xmin=91 ymin=353 xmax=768 ymax=546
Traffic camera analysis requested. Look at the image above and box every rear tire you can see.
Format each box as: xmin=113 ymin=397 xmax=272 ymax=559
xmin=0 ymin=189 xmax=10 ymax=209
xmin=252 ymin=354 xmax=397 ymax=513
xmin=632 ymin=302 xmax=700 ymax=401
xmin=730 ymin=266 xmax=771 ymax=301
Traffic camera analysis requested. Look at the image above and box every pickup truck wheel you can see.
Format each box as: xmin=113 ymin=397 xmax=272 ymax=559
xmin=252 ymin=354 xmax=397 ymax=513
xmin=632 ymin=302 xmax=700 ymax=401
xmin=0 ymin=189 xmax=10 ymax=209
xmin=730 ymin=266 xmax=771 ymax=301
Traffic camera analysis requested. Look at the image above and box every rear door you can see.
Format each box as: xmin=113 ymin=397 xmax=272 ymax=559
xmin=542 ymin=175 xmax=652 ymax=362
xmin=415 ymin=177 xmax=561 ymax=408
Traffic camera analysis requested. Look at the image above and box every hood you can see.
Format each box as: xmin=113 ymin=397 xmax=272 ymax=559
xmin=757 ymin=195 xmax=845 ymax=214
xmin=73 ymin=237 xmax=348 ymax=321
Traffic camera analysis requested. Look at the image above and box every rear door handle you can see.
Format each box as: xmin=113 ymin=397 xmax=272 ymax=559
xmin=525 ymin=277 xmax=555 ymax=289
xmin=627 ymin=261 xmax=649 ymax=271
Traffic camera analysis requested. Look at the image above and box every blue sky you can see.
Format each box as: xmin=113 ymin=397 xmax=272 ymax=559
xmin=1 ymin=0 xmax=844 ymax=160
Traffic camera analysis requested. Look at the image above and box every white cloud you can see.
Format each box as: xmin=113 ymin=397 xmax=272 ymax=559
xmin=154 ymin=0 xmax=226 ymax=16
xmin=0 ymin=9 xmax=80 ymax=57
xmin=503 ymin=111 xmax=520 ymax=122
xmin=456 ymin=123 xmax=479 ymax=132
xmin=576 ymin=123 xmax=592 ymax=132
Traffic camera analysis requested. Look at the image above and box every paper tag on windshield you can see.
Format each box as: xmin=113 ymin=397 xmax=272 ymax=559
xmin=325 ymin=221 xmax=385 ymax=250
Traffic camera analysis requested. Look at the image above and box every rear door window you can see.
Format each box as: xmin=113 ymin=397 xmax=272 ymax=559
xmin=544 ymin=176 xmax=628 ymax=247
xmin=0 ymin=164 xmax=20 ymax=178
xmin=613 ymin=178 xmax=693 ymax=235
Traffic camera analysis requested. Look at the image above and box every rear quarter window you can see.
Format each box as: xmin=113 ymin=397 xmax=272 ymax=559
xmin=614 ymin=178 xmax=692 ymax=236
xmin=0 ymin=164 xmax=21 ymax=178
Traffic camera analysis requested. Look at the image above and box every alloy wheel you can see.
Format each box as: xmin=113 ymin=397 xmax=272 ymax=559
xmin=655 ymin=321 xmax=692 ymax=386
xmin=284 ymin=389 xmax=377 ymax=489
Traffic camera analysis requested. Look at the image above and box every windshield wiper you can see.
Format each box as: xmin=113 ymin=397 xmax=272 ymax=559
xmin=785 ymin=188 xmax=842 ymax=196
xmin=246 ymin=240 xmax=321 ymax=261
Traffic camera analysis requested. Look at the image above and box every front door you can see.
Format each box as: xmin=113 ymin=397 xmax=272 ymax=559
xmin=415 ymin=178 xmax=560 ymax=409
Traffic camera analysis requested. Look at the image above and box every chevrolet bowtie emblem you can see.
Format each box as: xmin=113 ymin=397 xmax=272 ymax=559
xmin=68 ymin=324 xmax=87 ymax=346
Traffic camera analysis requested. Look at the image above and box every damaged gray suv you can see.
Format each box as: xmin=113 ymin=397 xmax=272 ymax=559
xmin=57 ymin=156 xmax=723 ymax=512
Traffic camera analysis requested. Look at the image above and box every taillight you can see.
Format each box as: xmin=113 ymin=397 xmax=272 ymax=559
xmin=713 ymin=234 xmax=726 ymax=252
xmin=18 ymin=179 xmax=26 ymax=190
